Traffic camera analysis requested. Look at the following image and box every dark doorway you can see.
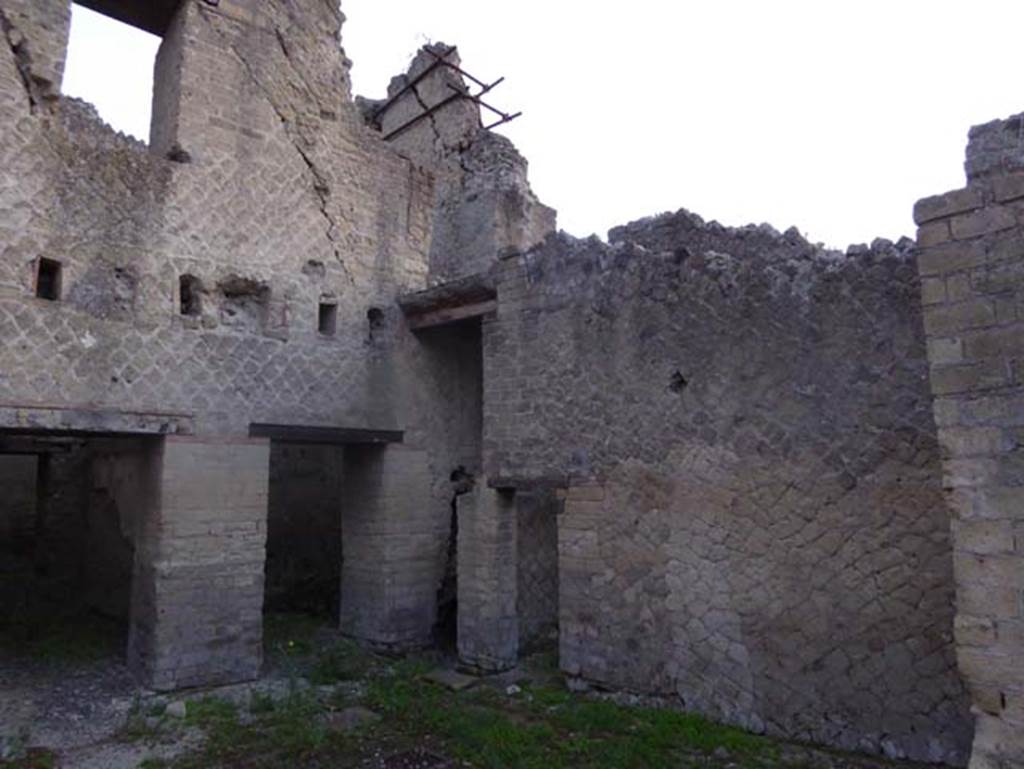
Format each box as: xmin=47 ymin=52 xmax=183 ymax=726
xmin=264 ymin=443 xmax=343 ymax=622
xmin=0 ymin=434 xmax=152 ymax=669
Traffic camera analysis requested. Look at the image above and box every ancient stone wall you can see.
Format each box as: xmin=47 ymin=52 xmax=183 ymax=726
xmin=85 ymin=442 xmax=150 ymax=620
xmin=365 ymin=44 xmax=555 ymax=285
xmin=0 ymin=0 xmax=525 ymax=688
xmin=484 ymin=218 xmax=972 ymax=762
xmin=914 ymin=112 xmax=1024 ymax=769
xmin=0 ymin=0 xmax=437 ymax=437
xmin=128 ymin=436 xmax=269 ymax=691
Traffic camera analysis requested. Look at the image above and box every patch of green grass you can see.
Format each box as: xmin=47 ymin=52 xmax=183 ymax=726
xmin=309 ymin=639 xmax=374 ymax=684
xmin=184 ymin=698 xmax=238 ymax=728
xmin=140 ymin=656 xmax=782 ymax=769
xmin=161 ymin=690 xmax=353 ymax=769
xmin=146 ymin=702 xmax=168 ymax=718
xmin=0 ymin=748 xmax=57 ymax=769
xmin=262 ymin=613 xmax=323 ymax=658
xmin=249 ymin=692 xmax=276 ymax=714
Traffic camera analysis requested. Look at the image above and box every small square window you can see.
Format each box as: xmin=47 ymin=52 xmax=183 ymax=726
xmin=179 ymin=275 xmax=202 ymax=317
xmin=36 ymin=258 xmax=62 ymax=301
xmin=318 ymin=303 xmax=338 ymax=336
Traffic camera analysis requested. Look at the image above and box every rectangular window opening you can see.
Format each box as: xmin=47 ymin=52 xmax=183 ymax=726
xmin=64 ymin=3 xmax=161 ymax=145
xmin=36 ymin=259 xmax=63 ymax=301
xmin=179 ymin=275 xmax=201 ymax=317
xmin=318 ymin=303 xmax=338 ymax=337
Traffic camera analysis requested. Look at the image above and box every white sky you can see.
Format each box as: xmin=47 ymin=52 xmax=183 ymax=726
xmin=63 ymin=1 xmax=1024 ymax=248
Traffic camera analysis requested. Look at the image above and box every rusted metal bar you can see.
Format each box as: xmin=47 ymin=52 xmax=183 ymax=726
xmin=425 ymin=47 xmax=490 ymax=91
xmin=382 ymin=47 xmax=522 ymax=141
xmin=382 ymin=91 xmax=464 ymax=142
xmin=446 ymin=78 xmax=504 ymax=102
xmin=445 ymin=82 xmax=519 ymax=127
xmin=484 ymin=112 xmax=523 ymax=131
xmin=371 ymin=45 xmax=458 ymax=125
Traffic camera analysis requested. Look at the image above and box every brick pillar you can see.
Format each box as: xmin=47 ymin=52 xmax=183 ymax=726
xmin=457 ymin=483 xmax=518 ymax=672
xmin=128 ymin=436 xmax=269 ymax=691
xmin=914 ymin=159 xmax=1024 ymax=768
xmin=556 ymin=483 xmax=605 ymax=681
xmin=339 ymin=445 xmax=435 ymax=649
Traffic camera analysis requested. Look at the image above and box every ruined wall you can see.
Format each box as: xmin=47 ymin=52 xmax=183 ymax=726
xmin=914 ymin=112 xmax=1024 ymax=769
xmin=0 ymin=0 xmax=535 ymax=682
xmin=265 ymin=443 xmax=343 ymax=616
xmin=128 ymin=436 xmax=269 ymax=690
xmin=0 ymin=0 xmax=437 ymax=437
xmin=485 ymin=218 xmax=971 ymax=763
xmin=366 ymin=45 xmax=555 ymax=285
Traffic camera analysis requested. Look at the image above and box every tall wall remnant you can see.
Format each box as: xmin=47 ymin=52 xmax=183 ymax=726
xmin=483 ymin=219 xmax=971 ymax=763
xmin=914 ymin=113 xmax=1024 ymax=769
xmin=1 ymin=1 xmax=1023 ymax=767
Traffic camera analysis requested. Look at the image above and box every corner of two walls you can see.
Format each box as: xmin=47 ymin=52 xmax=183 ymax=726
xmin=484 ymin=225 xmax=972 ymax=763
xmin=914 ymin=121 xmax=1024 ymax=768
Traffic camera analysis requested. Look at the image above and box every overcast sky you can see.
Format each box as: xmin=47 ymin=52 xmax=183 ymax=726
xmin=63 ymin=1 xmax=1024 ymax=248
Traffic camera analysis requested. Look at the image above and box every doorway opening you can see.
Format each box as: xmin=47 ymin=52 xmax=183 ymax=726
xmin=263 ymin=443 xmax=343 ymax=657
xmin=0 ymin=432 xmax=160 ymax=752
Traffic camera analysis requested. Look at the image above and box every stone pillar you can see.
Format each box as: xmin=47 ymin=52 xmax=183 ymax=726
xmin=128 ymin=436 xmax=269 ymax=691
xmin=914 ymin=124 xmax=1024 ymax=768
xmin=339 ymin=445 xmax=435 ymax=649
xmin=457 ymin=483 xmax=518 ymax=672
xmin=556 ymin=482 xmax=602 ymax=681
xmin=149 ymin=0 xmax=348 ymax=156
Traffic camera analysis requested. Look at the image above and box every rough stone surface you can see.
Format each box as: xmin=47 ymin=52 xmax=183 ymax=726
xmin=915 ymin=116 xmax=1024 ymax=769
xmin=6 ymin=2 xmax=1024 ymax=768
xmin=0 ymin=0 xmax=510 ymax=692
xmin=484 ymin=219 xmax=971 ymax=763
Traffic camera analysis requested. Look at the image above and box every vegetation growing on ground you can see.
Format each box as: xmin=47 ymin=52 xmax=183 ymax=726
xmin=1 ymin=614 xmax=929 ymax=769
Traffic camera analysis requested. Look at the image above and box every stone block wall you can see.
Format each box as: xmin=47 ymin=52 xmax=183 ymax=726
xmin=914 ymin=113 xmax=1024 ymax=769
xmin=370 ymin=44 xmax=555 ymax=285
xmin=457 ymin=484 xmax=518 ymax=672
xmin=0 ymin=0 xmax=69 ymax=107
xmin=338 ymin=445 xmax=437 ymax=649
xmin=0 ymin=0 xmax=439 ymax=437
xmin=129 ymin=437 xmax=269 ymax=691
xmin=485 ymin=218 xmax=971 ymax=762
xmin=85 ymin=442 xmax=151 ymax=620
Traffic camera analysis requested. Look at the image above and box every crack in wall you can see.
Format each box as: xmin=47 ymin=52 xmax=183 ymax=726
xmin=0 ymin=7 xmax=39 ymax=111
xmin=198 ymin=7 xmax=354 ymax=285
xmin=408 ymin=79 xmax=473 ymax=176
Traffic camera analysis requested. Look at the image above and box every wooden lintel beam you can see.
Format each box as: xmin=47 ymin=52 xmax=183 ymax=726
xmin=249 ymin=424 xmax=404 ymax=446
xmin=406 ymin=299 xmax=497 ymax=330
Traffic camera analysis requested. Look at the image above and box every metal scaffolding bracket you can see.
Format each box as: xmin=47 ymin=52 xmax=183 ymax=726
xmin=374 ymin=46 xmax=522 ymax=142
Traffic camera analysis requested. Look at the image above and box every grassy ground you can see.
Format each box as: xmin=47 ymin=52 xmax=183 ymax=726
xmin=0 ymin=613 xmax=936 ymax=769
xmin=124 ymin=663 xmax=779 ymax=769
